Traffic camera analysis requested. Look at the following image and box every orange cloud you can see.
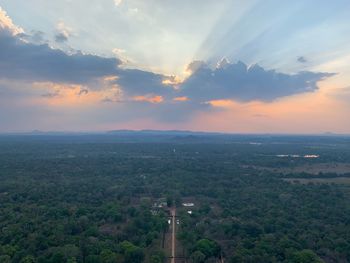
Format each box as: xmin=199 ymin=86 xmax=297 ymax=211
xmin=162 ymin=76 xmax=182 ymax=86
xmin=33 ymin=82 xmax=105 ymax=107
xmin=173 ymin=96 xmax=189 ymax=102
xmin=103 ymin=75 xmax=119 ymax=82
xmin=133 ymin=95 xmax=164 ymax=104
xmin=207 ymin=99 xmax=235 ymax=108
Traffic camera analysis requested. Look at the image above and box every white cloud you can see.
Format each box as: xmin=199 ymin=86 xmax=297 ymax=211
xmin=112 ymin=48 xmax=126 ymax=55
xmin=127 ymin=8 xmax=138 ymax=16
xmin=55 ymin=21 xmax=73 ymax=42
xmin=0 ymin=6 xmax=23 ymax=35
xmin=114 ymin=0 xmax=123 ymax=6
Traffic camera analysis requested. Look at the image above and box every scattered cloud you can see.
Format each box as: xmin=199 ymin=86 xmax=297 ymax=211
xmin=114 ymin=0 xmax=123 ymax=6
xmin=33 ymin=82 xmax=109 ymax=107
xmin=186 ymin=60 xmax=207 ymax=74
xmin=162 ymin=76 xmax=182 ymax=86
xmin=297 ymin=56 xmax=307 ymax=63
xmin=55 ymin=21 xmax=72 ymax=43
xmin=216 ymin=58 xmax=230 ymax=69
xmin=173 ymin=96 xmax=189 ymax=102
xmin=18 ymin=30 xmax=46 ymax=44
xmin=127 ymin=8 xmax=139 ymax=16
xmin=0 ymin=6 xmax=23 ymax=35
xmin=78 ymin=88 xmax=89 ymax=96
xmin=41 ymin=91 xmax=60 ymax=98
xmin=112 ymin=48 xmax=126 ymax=56
xmin=207 ymin=99 xmax=235 ymax=108
xmin=55 ymin=32 xmax=69 ymax=43
xmin=112 ymin=48 xmax=134 ymax=64
xmin=133 ymin=95 xmax=163 ymax=104
xmin=30 ymin=30 xmax=45 ymax=43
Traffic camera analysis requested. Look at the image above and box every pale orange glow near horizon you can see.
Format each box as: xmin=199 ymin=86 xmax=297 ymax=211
xmin=191 ymin=85 xmax=350 ymax=134
xmin=14 ymin=78 xmax=348 ymax=134
xmin=32 ymin=82 xmax=105 ymax=107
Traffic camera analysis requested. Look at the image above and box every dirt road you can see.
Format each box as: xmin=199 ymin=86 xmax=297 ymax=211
xmin=171 ymin=208 xmax=176 ymax=263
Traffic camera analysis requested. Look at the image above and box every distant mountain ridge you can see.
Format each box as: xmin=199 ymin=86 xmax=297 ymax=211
xmin=106 ymin=129 xmax=224 ymax=136
xmin=0 ymin=130 xmax=349 ymax=137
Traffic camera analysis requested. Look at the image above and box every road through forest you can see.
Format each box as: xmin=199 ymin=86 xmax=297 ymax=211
xmin=171 ymin=208 xmax=176 ymax=263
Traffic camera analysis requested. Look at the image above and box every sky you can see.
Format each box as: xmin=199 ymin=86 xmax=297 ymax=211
xmin=0 ymin=0 xmax=350 ymax=133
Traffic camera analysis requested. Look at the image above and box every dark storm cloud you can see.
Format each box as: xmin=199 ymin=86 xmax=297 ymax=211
xmin=0 ymin=29 xmax=120 ymax=84
xmin=179 ymin=60 xmax=335 ymax=102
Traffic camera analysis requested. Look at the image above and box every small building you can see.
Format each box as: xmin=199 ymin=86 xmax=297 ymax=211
xmin=182 ymin=202 xmax=194 ymax=207
xmin=152 ymin=197 xmax=168 ymax=208
xmin=153 ymin=201 xmax=167 ymax=208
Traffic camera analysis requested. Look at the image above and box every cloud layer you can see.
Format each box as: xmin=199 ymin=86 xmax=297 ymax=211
xmin=0 ymin=32 xmax=120 ymax=84
xmin=0 ymin=6 xmax=335 ymax=105
xmin=180 ymin=59 xmax=334 ymax=102
xmin=0 ymin=5 xmax=337 ymax=128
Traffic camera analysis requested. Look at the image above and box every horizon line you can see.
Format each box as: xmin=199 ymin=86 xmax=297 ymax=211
xmin=0 ymin=129 xmax=349 ymax=137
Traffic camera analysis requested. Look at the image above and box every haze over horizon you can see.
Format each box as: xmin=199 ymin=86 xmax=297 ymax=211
xmin=1 ymin=0 xmax=350 ymax=133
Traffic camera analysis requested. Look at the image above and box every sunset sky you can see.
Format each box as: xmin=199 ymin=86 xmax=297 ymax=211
xmin=1 ymin=0 xmax=350 ymax=133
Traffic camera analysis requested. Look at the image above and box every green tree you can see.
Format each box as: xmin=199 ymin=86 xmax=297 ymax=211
xmin=191 ymin=251 xmax=206 ymax=263
xmin=120 ymin=241 xmax=144 ymax=263
xmin=86 ymin=255 xmax=100 ymax=263
xmin=1 ymin=245 xmax=18 ymax=257
xmin=195 ymin=239 xmax=221 ymax=258
xmin=150 ymin=255 xmax=161 ymax=263
xmin=125 ymin=247 xmax=144 ymax=263
xmin=67 ymin=257 xmax=78 ymax=263
xmin=0 ymin=255 xmax=11 ymax=263
xmin=100 ymin=249 xmax=117 ymax=263
xmin=20 ymin=256 xmax=36 ymax=263
xmin=289 ymin=250 xmax=323 ymax=263
xmin=51 ymin=252 xmax=65 ymax=263
xmin=166 ymin=195 xmax=173 ymax=207
xmin=150 ymin=250 xmax=165 ymax=263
